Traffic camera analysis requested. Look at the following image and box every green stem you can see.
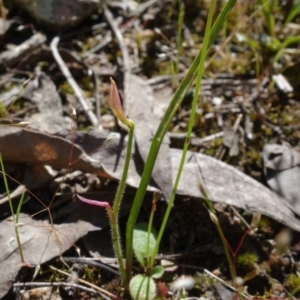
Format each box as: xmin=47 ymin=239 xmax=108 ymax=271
xmin=0 ymin=154 xmax=25 ymax=263
xmin=0 ymin=154 xmax=15 ymax=221
xmin=112 ymin=121 xmax=134 ymax=216
xmin=15 ymin=193 xmax=25 ymax=263
xmin=175 ymin=0 xmax=184 ymax=75
xmin=200 ymin=181 xmax=236 ymax=283
xmin=214 ymin=216 xmax=237 ymax=282
xmin=126 ymin=0 xmax=237 ymax=279
xmin=111 ymin=120 xmax=134 ymax=289
xmin=107 ymin=207 xmax=128 ymax=289
xmin=146 ymin=194 xmax=158 ymax=268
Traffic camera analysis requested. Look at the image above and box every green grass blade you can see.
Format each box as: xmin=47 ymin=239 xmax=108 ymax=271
xmin=284 ymin=0 xmax=300 ymax=25
xmin=0 ymin=153 xmax=26 ymax=263
xmin=16 ymin=193 xmax=25 ymax=223
xmin=0 ymin=153 xmax=15 ymax=221
xmin=150 ymin=0 xmax=217 ymax=267
xmin=126 ymin=0 xmax=237 ymax=280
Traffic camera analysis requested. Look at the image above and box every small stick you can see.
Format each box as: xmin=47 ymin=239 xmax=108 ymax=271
xmin=203 ymin=269 xmax=252 ymax=299
xmin=49 ymin=265 xmax=120 ymax=300
xmin=50 ymin=36 xmax=99 ymax=127
xmin=103 ymin=6 xmax=130 ymax=72
xmin=0 ymin=33 xmax=46 ymax=71
xmin=83 ymin=0 xmax=159 ymax=57
xmin=13 ymin=282 xmax=101 ymax=297
xmin=62 ymin=256 xmax=120 ymax=276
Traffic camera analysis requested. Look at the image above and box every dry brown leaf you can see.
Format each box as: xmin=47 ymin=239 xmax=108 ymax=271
xmin=124 ymin=74 xmax=173 ymax=202
xmin=1 ymin=127 xmax=300 ymax=231
xmin=0 ymin=213 xmax=91 ymax=298
xmin=263 ymin=144 xmax=300 ymax=216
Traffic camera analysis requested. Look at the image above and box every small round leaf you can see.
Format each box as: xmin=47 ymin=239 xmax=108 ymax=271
xmin=133 ymin=223 xmax=157 ymax=267
xmin=150 ymin=266 xmax=164 ymax=279
xmin=129 ymin=274 xmax=156 ymax=300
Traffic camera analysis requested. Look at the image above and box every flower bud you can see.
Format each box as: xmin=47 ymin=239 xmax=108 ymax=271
xmin=109 ymin=77 xmax=131 ymax=126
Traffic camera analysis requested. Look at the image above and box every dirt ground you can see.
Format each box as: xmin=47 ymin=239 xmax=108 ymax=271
xmin=0 ymin=1 xmax=300 ymax=299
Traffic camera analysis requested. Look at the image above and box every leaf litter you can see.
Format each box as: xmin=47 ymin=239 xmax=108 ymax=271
xmin=0 ymin=1 xmax=300 ymax=299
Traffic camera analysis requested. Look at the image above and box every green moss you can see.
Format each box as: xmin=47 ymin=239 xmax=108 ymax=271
xmin=246 ymin=148 xmax=261 ymax=167
xmin=236 ymin=252 xmax=258 ymax=273
xmin=80 ymin=77 xmax=90 ymax=89
xmin=0 ymin=102 xmax=6 ymax=118
xmin=83 ymin=266 xmax=101 ymax=285
xmin=60 ymin=81 xmax=74 ymax=95
xmin=263 ymin=126 xmax=273 ymax=136
xmin=284 ymin=274 xmax=300 ymax=295
xmin=205 ymin=148 xmax=216 ymax=156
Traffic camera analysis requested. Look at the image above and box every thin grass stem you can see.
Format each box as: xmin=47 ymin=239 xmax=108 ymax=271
xmin=146 ymin=194 xmax=158 ymax=269
xmin=112 ymin=121 xmax=134 ymax=217
xmin=111 ymin=121 xmax=134 ymax=289
xmin=0 ymin=154 xmax=26 ymax=263
xmin=175 ymin=0 xmax=184 ymax=75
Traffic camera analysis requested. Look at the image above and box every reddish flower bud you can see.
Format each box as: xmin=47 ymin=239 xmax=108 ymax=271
xmin=109 ymin=77 xmax=131 ymax=126
xmin=77 ymin=194 xmax=111 ymax=208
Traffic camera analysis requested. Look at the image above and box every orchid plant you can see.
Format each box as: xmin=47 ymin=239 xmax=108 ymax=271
xmin=78 ymin=78 xmax=134 ymax=289
xmin=77 ymin=1 xmax=238 ymax=299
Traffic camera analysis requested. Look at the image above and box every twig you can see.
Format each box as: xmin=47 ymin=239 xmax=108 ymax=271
xmin=94 ymin=69 xmax=101 ymax=122
xmin=128 ymin=0 xmax=160 ymax=17
xmin=0 ymin=33 xmax=46 ymax=71
xmin=203 ymin=269 xmax=253 ymax=300
xmin=103 ymin=4 xmax=135 ymax=126
xmin=192 ymin=132 xmax=224 ymax=146
xmin=49 ymin=265 xmax=119 ymax=300
xmin=62 ymin=256 xmax=120 ymax=276
xmin=57 ymin=48 xmax=102 ymax=126
xmin=13 ymin=282 xmax=101 ymax=297
xmin=103 ymin=4 xmax=131 ymax=112
xmin=169 ymin=131 xmax=224 ymax=147
xmin=103 ymin=5 xmax=131 ymax=73
xmin=258 ymin=269 xmax=298 ymax=300
xmin=217 ymin=113 xmax=243 ymax=160
xmin=82 ymin=17 xmax=135 ymax=57
xmin=147 ymin=73 xmax=257 ymax=87
xmin=50 ymin=36 xmax=99 ymax=127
